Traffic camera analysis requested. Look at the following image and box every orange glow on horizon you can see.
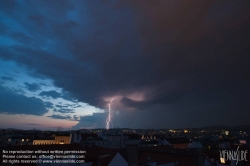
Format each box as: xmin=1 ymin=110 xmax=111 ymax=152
xmin=0 ymin=113 xmax=78 ymax=130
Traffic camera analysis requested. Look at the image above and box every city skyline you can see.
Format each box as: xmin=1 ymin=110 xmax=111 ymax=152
xmin=0 ymin=0 xmax=249 ymax=130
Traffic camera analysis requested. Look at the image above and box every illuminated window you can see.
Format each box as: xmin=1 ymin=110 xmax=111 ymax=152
xmin=220 ymin=158 xmax=225 ymax=163
xmin=239 ymin=140 xmax=247 ymax=144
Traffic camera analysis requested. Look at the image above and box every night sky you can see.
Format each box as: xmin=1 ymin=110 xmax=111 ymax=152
xmin=0 ymin=0 xmax=249 ymax=130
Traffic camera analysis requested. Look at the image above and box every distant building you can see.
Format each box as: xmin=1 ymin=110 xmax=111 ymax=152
xmin=81 ymin=130 xmax=141 ymax=148
xmin=166 ymin=137 xmax=191 ymax=149
xmin=159 ymin=138 xmax=172 ymax=146
xmin=141 ymin=129 xmax=155 ymax=140
xmin=8 ymin=136 xmax=33 ymax=146
xmin=33 ymin=135 xmax=70 ymax=145
xmin=188 ymin=141 xmax=203 ymax=149
xmin=141 ymin=139 xmax=160 ymax=147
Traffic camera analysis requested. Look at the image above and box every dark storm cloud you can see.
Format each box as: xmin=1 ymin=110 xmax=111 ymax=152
xmin=53 ymin=108 xmax=75 ymax=114
xmin=71 ymin=104 xmax=81 ymax=108
xmin=39 ymin=90 xmax=75 ymax=101
xmin=72 ymin=113 xmax=107 ymax=129
xmin=113 ymin=102 xmax=250 ymax=129
xmin=24 ymin=82 xmax=41 ymax=92
xmin=27 ymin=15 xmax=45 ymax=26
xmin=39 ymin=90 xmax=62 ymax=99
xmin=59 ymin=109 xmax=75 ymax=113
xmin=0 ymin=0 xmax=17 ymax=14
xmin=56 ymin=105 xmax=68 ymax=108
xmin=10 ymin=32 xmax=33 ymax=44
xmin=0 ymin=0 xmax=250 ymax=128
xmin=120 ymin=97 xmax=150 ymax=110
xmin=0 ymin=85 xmax=48 ymax=115
xmin=44 ymin=102 xmax=54 ymax=109
xmin=0 ymin=76 xmax=15 ymax=82
xmin=55 ymin=103 xmax=81 ymax=109
xmin=121 ymin=86 xmax=188 ymax=109
xmin=48 ymin=114 xmax=71 ymax=120
xmin=12 ymin=88 xmax=25 ymax=94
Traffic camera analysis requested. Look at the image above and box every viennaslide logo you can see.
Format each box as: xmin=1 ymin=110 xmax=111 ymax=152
xmin=219 ymin=146 xmax=248 ymax=165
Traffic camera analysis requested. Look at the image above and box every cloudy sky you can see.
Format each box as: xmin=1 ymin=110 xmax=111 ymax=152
xmin=0 ymin=0 xmax=249 ymax=130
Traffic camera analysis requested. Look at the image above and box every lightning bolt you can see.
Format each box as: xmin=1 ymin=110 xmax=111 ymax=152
xmin=106 ymin=98 xmax=115 ymax=130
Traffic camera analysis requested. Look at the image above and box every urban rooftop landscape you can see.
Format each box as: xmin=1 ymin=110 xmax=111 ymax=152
xmin=0 ymin=0 xmax=250 ymax=166
xmin=1 ymin=126 xmax=250 ymax=165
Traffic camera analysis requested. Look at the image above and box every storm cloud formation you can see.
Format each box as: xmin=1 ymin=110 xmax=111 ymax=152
xmin=0 ymin=0 xmax=250 ymax=129
xmin=0 ymin=85 xmax=48 ymax=115
xmin=24 ymin=82 xmax=41 ymax=92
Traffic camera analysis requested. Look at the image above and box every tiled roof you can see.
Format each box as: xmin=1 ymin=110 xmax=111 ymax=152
xmin=55 ymin=133 xmax=70 ymax=136
xmin=139 ymin=145 xmax=172 ymax=152
xmin=83 ymin=147 xmax=118 ymax=161
xmin=166 ymin=137 xmax=191 ymax=144
xmin=125 ymin=134 xmax=141 ymax=139
xmin=92 ymin=152 xmax=118 ymax=166
xmin=119 ymin=148 xmax=128 ymax=162
xmin=138 ymin=150 xmax=197 ymax=166
xmin=81 ymin=133 xmax=98 ymax=140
